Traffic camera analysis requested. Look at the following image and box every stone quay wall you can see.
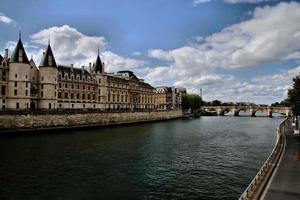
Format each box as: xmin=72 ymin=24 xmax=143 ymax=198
xmin=0 ymin=110 xmax=183 ymax=132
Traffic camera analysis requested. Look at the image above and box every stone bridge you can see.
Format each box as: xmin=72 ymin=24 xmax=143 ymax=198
xmin=202 ymin=106 xmax=292 ymax=117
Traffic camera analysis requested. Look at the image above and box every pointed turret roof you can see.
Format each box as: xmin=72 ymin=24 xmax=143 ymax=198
xmin=0 ymin=54 xmax=3 ymax=63
xmin=94 ymin=50 xmax=103 ymax=73
xmin=39 ymin=43 xmax=57 ymax=68
xmin=10 ymin=37 xmax=30 ymax=64
xmin=30 ymin=57 xmax=37 ymax=68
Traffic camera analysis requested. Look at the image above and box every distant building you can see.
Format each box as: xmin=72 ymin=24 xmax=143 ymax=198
xmin=0 ymin=36 xmax=155 ymax=111
xmin=154 ymin=86 xmax=186 ymax=110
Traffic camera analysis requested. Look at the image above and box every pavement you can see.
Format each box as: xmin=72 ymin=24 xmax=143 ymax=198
xmin=262 ymin=122 xmax=300 ymax=200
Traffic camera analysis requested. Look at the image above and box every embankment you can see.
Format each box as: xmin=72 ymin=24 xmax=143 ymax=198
xmin=0 ymin=110 xmax=183 ymax=133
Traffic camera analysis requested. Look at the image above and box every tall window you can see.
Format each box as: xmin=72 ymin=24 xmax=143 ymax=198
xmin=14 ymin=89 xmax=17 ymax=96
xmin=1 ymin=85 xmax=6 ymax=96
xmin=18 ymin=49 xmax=23 ymax=62
xmin=16 ymin=103 xmax=19 ymax=109
xmin=14 ymin=82 xmax=17 ymax=87
xmin=2 ymin=71 xmax=6 ymax=81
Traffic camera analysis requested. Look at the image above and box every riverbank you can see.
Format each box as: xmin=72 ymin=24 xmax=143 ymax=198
xmin=0 ymin=110 xmax=183 ymax=133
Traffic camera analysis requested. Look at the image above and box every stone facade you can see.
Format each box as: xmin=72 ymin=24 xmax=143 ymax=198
xmin=154 ymin=86 xmax=186 ymax=110
xmin=0 ymin=36 xmax=155 ymax=111
xmin=0 ymin=110 xmax=183 ymax=131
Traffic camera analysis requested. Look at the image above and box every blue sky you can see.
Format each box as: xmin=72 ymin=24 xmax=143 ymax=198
xmin=1 ymin=0 xmax=300 ymax=104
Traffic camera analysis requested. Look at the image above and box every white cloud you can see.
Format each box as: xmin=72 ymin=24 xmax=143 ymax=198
xmin=144 ymin=66 xmax=171 ymax=85
xmin=29 ymin=25 xmax=146 ymax=72
xmin=193 ymin=0 xmax=212 ymax=4
xmin=252 ymin=66 xmax=300 ymax=85
xmin=0 ymin=12 xmax=16 ymax=25
xmin=224 ymin=0 xmax=272 ymax=3
xmin=101 ymin=51 xmax=147 ymax=72
xmin=150 ymin=2 xmax=300 ymax=72
xmin=193 ymin=0 xmax=272 ymax=4
xmin=174 ymin=72 xmax=291 ymax=104
xmin=132 ymin=51 xmax=142 ymax=56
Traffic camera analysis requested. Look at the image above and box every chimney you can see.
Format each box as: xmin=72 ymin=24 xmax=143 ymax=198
xmin=102 ymin=62 xmax=105 ymax=72
xmin=81 ymin=66 xmax=84 ymax=73
xmin=4 ymin=49 xmax=8 ymax=58
xmin=89 ymin=62 xmax=92 ymax=73
xmin=71 ymin=64 xmax=74 ymax=72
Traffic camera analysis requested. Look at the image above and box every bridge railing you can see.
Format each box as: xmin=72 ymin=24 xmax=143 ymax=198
xmin=238 ymin=117 xmax=289 ymax=200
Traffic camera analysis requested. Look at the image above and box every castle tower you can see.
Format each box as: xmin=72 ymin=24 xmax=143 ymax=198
xmin=38 ymin=42 xmax=58 ymax=110
xmin=94 ymin=49 xmax=104 ymax=74
xmin=6 ymin=34 xmax=32 ymax=110
xmin=93 ymin=50 xmax=107 ymax=109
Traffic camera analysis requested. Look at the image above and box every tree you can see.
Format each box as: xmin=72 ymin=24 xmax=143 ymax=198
xmin=211 ymin=100 xmax=222 ymax=106
xmin=182 ymin=93 xmax=204 ymax=112
xmin=288 ymin=76 xmax=300 ymax=116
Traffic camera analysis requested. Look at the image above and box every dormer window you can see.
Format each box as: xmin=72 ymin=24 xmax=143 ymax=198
xmin=48 ymin=55 xmax=52 ymax=66
xmin=18 ymin=49 xmax=23 ymax=62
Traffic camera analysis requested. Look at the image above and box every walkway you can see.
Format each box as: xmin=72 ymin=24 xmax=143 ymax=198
xmin=262 ymin=122 xmax=300 ymax=200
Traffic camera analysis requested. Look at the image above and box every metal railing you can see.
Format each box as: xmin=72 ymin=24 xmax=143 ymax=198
xmin=239 ymin=117 xmax=289 ymax=200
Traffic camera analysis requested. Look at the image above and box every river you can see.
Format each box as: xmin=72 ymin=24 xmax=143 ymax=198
xmin=0 ymin=116 xmax=283 ymax=199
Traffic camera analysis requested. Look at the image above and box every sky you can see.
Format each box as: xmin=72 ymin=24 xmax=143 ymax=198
xmin=1 ymin=0 xmax=300 ymax=104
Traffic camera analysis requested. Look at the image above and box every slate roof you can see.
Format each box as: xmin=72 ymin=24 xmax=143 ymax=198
xmin=10 ymin=39 xmax=30 ymax=64
xmin=95 ymin=54 xmax=103 ymax=72
xmin=39 ymin=44 xmax=57 ymax=68
xmin=58 ymin=65 xmax=91 ymax=78
xmin=0 ymin=54 xmax=3 ymax=63
xmin=107 ymin=75 xmax=128 ymax=83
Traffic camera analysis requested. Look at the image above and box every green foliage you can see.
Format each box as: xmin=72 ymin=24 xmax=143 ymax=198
xmin=288 ymin=76 xmax=300 ymax=116
xmin=182 ymin=93 xmax=204 ymax=111
xmin=271 ymin=99 xmax=291 ymax=107
xmin=211 ymin=100 xmax=222 ymax=106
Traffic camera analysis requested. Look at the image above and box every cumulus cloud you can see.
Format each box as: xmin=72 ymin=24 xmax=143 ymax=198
xmin=150 ymin=2 xmax=300 ymax=72
xmin=172 ymin=72 xmax=291 ymax=104
xmin=252 ymin=66 xmax=300 ymax=85
xmin=144 ymin=66 xmax=172 ymax=85
xmin=193 ymin=0 xmax=272 ymax=4
xmin=145 ymin=2 xmax=300 ymax=103
xmin=101 ymin=51 xmax=147 ymax=72
xmin=0 ymin=12 xmax=16 ymax=25
xmin=224 ymin=0 xmax=272 ymax=3
xmin=29 ymin=25 xmax=146 ymax=72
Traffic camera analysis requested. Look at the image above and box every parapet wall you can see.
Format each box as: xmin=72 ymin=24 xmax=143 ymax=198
xmin=0 ymin=110 xmax=183 ymax=132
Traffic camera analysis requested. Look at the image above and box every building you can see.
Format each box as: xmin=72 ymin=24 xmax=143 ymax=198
xmin=154 ymin=86 xmax=186 ymax=110
xmin=0 ymin=36 xmax=155 ymax=111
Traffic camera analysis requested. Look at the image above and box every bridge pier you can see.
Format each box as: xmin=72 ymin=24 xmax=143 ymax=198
xmin=285 ymin=109 xmax=291 ymax=117
xmin=217 ymin=107 xmax=224 ymax=116
xmin=233 ymin=108 xmax=239 ymax=116
xmin=267 ymin=108 xmax=273 ymax=117
xmin=250 ymin=108 xmax=256 ymax=117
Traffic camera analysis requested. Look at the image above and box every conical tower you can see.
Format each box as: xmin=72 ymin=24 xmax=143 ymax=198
xmin=10 ymin=34 xmax=30 ymax=64
xmin=38 ymin=42 xmax=58 ymax=110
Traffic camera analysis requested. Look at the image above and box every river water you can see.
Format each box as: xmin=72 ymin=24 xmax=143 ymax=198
xmin=0 ymin=116 xmax=283 ymax=199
